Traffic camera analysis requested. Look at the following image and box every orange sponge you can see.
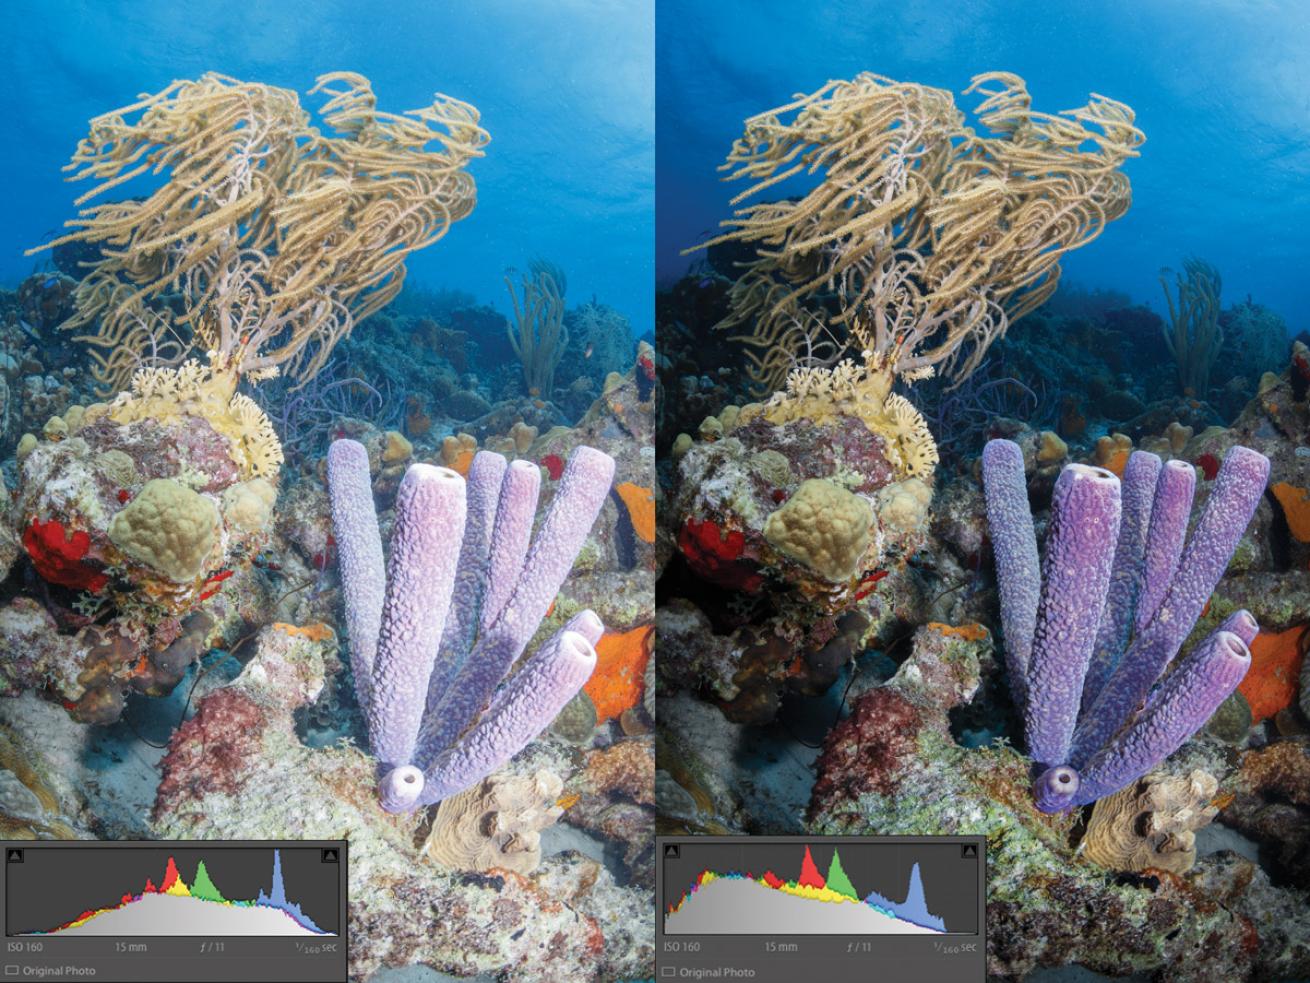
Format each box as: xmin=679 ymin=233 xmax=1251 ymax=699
xmin=584 ymin=624 xmax=654 ymax=723
xmin=1238 ymin=624 xmax=1308 ymax=724
xmin=614 ymin=482 xmax=655 ymax=544
xmin=1271 ymin=482 xmax=1310 ymax=542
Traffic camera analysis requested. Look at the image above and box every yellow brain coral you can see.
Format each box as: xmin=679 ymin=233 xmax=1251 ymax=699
xmin=763 ymin=479 xmax=877 ymax=583
xmin=108 ymin=479 xmax=219 ymax=583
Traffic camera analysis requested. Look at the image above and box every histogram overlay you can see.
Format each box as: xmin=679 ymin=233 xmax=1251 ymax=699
xmin=6 ymin=846 xmax=339 ymax=937
xmin=663 ymin=840 xmax=978 ymax=935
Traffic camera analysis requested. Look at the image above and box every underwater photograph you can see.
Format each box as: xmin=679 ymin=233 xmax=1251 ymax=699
xmin=0 ymin=1 xmax=654 ymax=981
xmin=655 ymin=1 xmax=1310 ymax=981
xmin=7 ymin=0 xmax=1310 ymax=980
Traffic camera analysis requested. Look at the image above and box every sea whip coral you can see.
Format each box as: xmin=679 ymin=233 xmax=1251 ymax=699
xmin=327 ymin=439 xmax=615 ymax=812
xmin=982 ymin=439 xmax=1269 ymax=812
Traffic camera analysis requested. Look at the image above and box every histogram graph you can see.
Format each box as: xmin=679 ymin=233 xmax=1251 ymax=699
xmin=1 ymin=840 xmax=348 ymax=983
xmin=661 ymin=838 xmax=980 ymax=935
xmin=666 ymin=844 xmax=948 ymax=934
xmin=655 ymin=835 xmax=987 ymax=983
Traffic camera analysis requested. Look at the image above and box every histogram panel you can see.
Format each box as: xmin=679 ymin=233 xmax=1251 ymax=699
xmin=7 ymin=846 xmax=338 ymax=936
xmin=664 ymin=840 xmax=976 ymax=934
xmin=1 ymin=840 xmax=347 ymax=983
xmin=655 ymin=835 xmax=987 ymax=983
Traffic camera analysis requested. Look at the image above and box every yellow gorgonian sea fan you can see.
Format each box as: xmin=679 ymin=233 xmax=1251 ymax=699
xmin=687 ymin=71 xmax=1143 ymax=393
xmin=28 ymin=71 xmax=489 ymax=394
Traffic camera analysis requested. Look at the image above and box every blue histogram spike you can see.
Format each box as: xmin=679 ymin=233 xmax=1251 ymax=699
xmin=863 ymin=863 xmax=945 ymax=933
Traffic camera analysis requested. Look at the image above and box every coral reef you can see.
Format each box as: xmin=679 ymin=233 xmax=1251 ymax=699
xmin=657 ymin=154 xmax=1309 ymax=983
xmin=805 ymin=622 xmax=1309 ymax=981
xmin=13 ymin=399 xmax=278 ymax=640
xmin=150 ymin=624 xmax=652 ymax=981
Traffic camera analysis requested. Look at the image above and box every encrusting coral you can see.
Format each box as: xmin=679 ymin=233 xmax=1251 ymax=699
xmin=687 ymin=70 xmax=1142 ymax=392
xmin=982 ymin=438 xmax=1269 ymax=811
xmin=327 ymin=439 xmax=616 ymax=811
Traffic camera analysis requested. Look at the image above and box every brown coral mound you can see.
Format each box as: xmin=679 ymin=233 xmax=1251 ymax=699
xmin=688 ymin=71 xmax=1142 ymax=392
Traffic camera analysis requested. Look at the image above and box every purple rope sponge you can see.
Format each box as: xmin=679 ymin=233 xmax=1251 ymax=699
xmin=982 ymin=439 xmax=1268 ymax=813
xmin=327 ymin=439 xmax=616 ymax=813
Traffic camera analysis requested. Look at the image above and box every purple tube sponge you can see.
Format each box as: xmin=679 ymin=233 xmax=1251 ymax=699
xmin=1071 ymin=444 xmax=1269 ymax=766
xmin=1135 ymin=459 xmax=1196 ymax=633
xmin=327 ymin=440 xmax=386 ymax=711
xmin=1048 ymin=624 xmax=1252 ymax=810
xmin=982 ymin=439 xmax=1268 ymax=814
xmin=417 ymin=446 xmax=615 ymax=767
xmin=417 ymin=610 xmax=604 ymax=805
xmin=369 ymin=464 xmax=466 ymax=769
xmin=327 ymin=439 xmax=616 ymax=813
xmin=1081 ymin=451 xmax=1159 ymax=713
xmin=980 ymin=439 xmax=1041 ymax=710
xmin=1024 ymin=464 xmax=1120 ymax=769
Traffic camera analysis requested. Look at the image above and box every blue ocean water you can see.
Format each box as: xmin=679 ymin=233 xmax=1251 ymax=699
xmin=657 ymin=0 xmax=1310 ymax=331
xmin=2 ymin=0 xmax=654 ymax=337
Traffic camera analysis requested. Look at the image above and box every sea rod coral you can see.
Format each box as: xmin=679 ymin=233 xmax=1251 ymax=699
xmin=981 ymin=438 xmax=1269 ymax=812
xmin=688 ymin=71 xmax=1143 ymax=392
xmin=327 ymin=439 xmax=615 ymax=811
xmin=28 ymin=71 xmax=487 ymax=394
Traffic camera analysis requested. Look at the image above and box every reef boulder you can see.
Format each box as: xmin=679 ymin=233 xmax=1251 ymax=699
xmin=15 ymin=408 xmax=276 ymax=617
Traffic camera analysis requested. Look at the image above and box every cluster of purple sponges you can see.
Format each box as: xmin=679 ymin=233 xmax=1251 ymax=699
xmin=327 ymin=439 xmax=615 ymax=812
xmin=982 ymin=439 xmax=1269 ymax=813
